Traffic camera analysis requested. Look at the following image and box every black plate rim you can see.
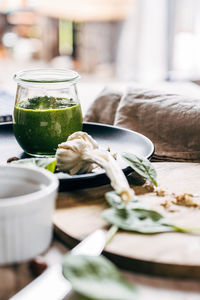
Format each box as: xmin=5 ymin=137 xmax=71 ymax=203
xmin=0 ymin=121 xmax=155 ymax=188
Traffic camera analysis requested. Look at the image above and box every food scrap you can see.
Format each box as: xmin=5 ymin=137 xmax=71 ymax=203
xmin=160 ymin=192 xmax=200 ymax=211
xmin=161 ymin=200 xmax=171 ymax=209
xmin=156 ymin=188 xmax=166 ymax=197
xmin=172 ymin=193 xmax=199 ymax=208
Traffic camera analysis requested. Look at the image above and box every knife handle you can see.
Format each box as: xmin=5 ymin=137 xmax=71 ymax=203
xmin=10 ymin=264 xmax=72 ymax=300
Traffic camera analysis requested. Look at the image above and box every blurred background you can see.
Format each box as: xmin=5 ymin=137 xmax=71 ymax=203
xmin=1 ymin=0 xmax=200 ymax=109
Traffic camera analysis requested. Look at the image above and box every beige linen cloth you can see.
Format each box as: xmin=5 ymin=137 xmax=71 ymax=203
xmin=85 ymin=87 xmax=200 ymax=162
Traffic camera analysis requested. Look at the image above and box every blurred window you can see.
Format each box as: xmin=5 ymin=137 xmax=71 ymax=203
xmin=171 ymin=0 xmax=200 ymax=80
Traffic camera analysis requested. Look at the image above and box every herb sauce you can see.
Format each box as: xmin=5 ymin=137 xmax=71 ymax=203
xmin=13 ymin=96 xmax=82 ymax=156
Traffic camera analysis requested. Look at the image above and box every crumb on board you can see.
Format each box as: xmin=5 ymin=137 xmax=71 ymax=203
xmin=161 ymin=193 xmax=200 ymax=210
xmin=156 ymin=188 xmax=166 ymax=197
xmin=168 ymin=209 xmax=178 ymax=213
xmin=172 ymin=193 xmax=199 ymax=208
xmin=161 ymin=200 xmax=171 ymax=209
xmin=7 ymin=156 xmax=19 ymax=163
xmin=160 ymin=199 xmax=179 ymax=212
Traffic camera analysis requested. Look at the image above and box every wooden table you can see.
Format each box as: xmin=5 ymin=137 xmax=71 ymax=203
xmin=1 ymin=239 xmax=200 ymax=300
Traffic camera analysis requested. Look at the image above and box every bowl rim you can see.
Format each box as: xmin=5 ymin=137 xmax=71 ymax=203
xmin=0 ymin=164 xmax=58 ymax=206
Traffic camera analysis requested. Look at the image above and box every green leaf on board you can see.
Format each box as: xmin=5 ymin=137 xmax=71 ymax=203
xmin=65 ymin=293 xmax=91 ymax=300
xmin=104 ymin=188 xmax=199 ymax=234
xmin=102 ymin=207 xmax=174 ymax=234
xmin=105 ymin=191 xmax=128 ymax=209
xmin=122 ymin=153 xmax=158 ymax=187
xmin=105 ymin=191 xmax=148 ymax=210
xmin=11 ymin=158 xmax=57 ymax=173
xmin=62 ymin=254 xmax=137 ymax=300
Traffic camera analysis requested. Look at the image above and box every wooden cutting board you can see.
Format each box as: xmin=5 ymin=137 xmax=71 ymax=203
xmin=54 ymin=162 xmax=200 ymax=279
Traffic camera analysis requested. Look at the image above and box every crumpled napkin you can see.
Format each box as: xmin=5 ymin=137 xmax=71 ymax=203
xmin=84 ymin=87 xmax=122 ymax=125
xmin=85 ymin=87 xmax=200 ymax=161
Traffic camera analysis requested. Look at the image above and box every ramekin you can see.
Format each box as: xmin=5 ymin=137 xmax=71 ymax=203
xmin=0 ymin=165 xmax=59 ymax=265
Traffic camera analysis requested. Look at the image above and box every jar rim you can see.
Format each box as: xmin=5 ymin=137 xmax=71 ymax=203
xmin=14 ymin=68 xmax=80 ymax=84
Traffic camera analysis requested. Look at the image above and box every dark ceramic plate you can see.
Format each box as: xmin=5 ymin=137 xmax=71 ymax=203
xmin=0 ymin=122 xmax=154 ymax=191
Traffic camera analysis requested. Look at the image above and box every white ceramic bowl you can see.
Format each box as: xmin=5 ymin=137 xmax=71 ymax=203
xmin=0 ymin=165 xmax=59 ymax=265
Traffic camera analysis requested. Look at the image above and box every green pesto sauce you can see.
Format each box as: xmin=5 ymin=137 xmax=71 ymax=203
xmin=13 ymin=96 xmax=83 ymax=156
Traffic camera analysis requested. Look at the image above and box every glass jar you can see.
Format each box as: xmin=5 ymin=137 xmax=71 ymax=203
xmin=13 ymin=69 xmax=82 ymax=157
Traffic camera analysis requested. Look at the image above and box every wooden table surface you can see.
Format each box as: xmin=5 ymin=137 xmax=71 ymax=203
xmin=1 ymin=235 xmax=200 ymax=300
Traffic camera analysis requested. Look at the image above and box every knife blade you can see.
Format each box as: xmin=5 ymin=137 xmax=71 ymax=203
xmin=10 ymin=230 xmax=106 ymax=300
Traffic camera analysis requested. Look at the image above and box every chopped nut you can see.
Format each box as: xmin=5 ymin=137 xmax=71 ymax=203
xmin=107 ymin=146 xmax=111 ymax=152
xmin=161 ymin=200 xmax=170 ymax=209
xmin=7 ymin=156 xmax=19 ymax=163
xmin=156 ymin=188 xmax=166 ymax=197
xmin=168 ymin=209 xmax=177 ymax=213
xmin=172 ymin=193 xmax=198 ymax=208
xmin=161 ymin=200 xmax=178 ymax=212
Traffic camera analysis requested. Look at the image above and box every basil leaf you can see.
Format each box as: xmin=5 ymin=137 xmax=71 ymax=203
xmin=66 ymin=294 xmax=90 ymax=300
xmin=45 ymin=159 xmax=57 ymax=172
xmin=122 ymin=153 xmax=158 ymax=187
xmin=62 ymin=254 xmax=137 ymax=300
xmin=105 ymin=191 xmax=127 ymax=209
xmin=104 ymin=192 xmax=195 ymax=234
xmin=105 ymin=191 xmax=147 ymax=211
xmin=102 ymin=207 xmax=174 ymax=234
xmin=11 ymin=158 xmax=57 ymax=173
